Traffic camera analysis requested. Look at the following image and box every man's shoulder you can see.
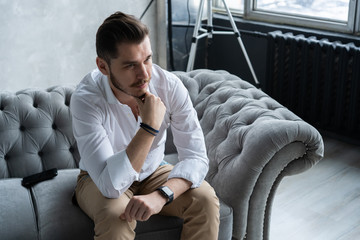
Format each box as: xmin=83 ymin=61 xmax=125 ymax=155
xmin=152 ymin=64 xmax=182 ymax=90
xmin=75 ymin=70 xmax=102 ymax=94
xmin=151 ymin=65 xmax=189 ymax=109
xmin=72 ymin=69 xmax=105 ymax=105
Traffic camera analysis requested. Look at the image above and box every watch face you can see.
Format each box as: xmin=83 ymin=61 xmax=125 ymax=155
xmin=162 ymin=186 xmax=173 ymax=196
xmin=158 ymin=186 xmax=174 ymax=205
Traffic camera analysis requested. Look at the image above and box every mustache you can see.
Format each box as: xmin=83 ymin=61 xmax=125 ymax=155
xmin=130 ymin=79 xmax=149 ymax=88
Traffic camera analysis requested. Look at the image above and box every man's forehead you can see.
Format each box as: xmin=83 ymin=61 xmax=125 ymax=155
xmin=114 ymin=39 xmax=152 ymax=62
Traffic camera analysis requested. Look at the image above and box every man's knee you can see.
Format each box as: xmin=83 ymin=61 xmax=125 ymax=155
xmin=91 ymin=193 xmax=136 ymax=240
xmin=94 ymin=208 xmax=137 ymax=240
xmin=189 ymin=181 xmax=220 ymax=217
xmin=178 ymin=181 xmax=220 ymax=240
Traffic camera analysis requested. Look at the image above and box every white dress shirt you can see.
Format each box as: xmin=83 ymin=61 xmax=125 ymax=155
xmin=70 ymin=64 xmax=209 ymax=198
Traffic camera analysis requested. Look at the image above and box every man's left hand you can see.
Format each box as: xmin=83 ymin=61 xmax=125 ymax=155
xmin=119 ymin=191 xmax=167 ymax=222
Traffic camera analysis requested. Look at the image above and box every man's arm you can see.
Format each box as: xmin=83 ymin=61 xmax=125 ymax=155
xmin=120 ymin=71 xmax=208 ymax=222
xmin=121 ymin=92 xmax=193 ymax=222
xmin=126 ymin=92 xmax=166 ymax=172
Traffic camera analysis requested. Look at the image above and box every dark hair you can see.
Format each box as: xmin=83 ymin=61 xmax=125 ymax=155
xmin=96 ymin=12 xmax=149 ymax=65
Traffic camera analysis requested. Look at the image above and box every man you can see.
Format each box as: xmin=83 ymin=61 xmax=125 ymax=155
xmin=70 ymin=11 xmax=219 ymax=240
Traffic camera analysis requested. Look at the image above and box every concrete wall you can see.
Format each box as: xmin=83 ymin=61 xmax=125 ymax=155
xmin=0 ymin=0 xmax=165 ymax=91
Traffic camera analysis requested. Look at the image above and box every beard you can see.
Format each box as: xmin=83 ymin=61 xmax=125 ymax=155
xmin=109 ymin=69 xmax=149 ymax=98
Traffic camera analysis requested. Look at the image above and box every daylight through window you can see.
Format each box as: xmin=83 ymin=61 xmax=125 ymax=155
xmin=213 ymin=0 xmax=359 ymax=34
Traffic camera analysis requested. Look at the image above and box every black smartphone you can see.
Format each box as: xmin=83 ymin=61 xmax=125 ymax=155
xmin=21 ymin=168 xmax=58 ymax=188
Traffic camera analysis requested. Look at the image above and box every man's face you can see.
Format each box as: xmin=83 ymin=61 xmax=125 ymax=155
xmin=107 ymin=36 xmax=153 ymax=100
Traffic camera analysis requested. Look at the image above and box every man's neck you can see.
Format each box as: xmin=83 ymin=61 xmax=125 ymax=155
xmin=116 ymin=91 xmax=135 ymax=106
xmin=108 ymin=79 xmax=134 ymax=106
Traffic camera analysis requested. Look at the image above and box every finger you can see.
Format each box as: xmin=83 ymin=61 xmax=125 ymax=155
xmin=135 ymin=207 xmax=146 ymax=221
xmin=134 ymin=96 xmax=145 ymax=106
xmin=139 ymin=93 xmax=146 ymax=103
xmin=135 ymin=91 xmax=150 ymax=105
xmin=142 ymin=210 xmax=152 ymax=221
xmin=135 ymin=95 xmax=145 ymax=104
xmin=129 ymin=200 xmax=142 ymax=221
xmin=124 ymin=201 xmax=134 ymax=222
xmin=119 ymin=213 xmax=126 ymax=220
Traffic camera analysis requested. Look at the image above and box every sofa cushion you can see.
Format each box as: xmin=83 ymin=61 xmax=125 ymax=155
xmin=0 ymin=179 xmax=38 ymax=240
xmin=31 ymin=169 xmax=94 ymax=240
xmin=30 ymin=167 xmax=232 ymax=240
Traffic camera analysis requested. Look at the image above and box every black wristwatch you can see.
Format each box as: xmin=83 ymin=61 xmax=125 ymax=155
xmin=156 ymin=186 xmax=174 ymax=205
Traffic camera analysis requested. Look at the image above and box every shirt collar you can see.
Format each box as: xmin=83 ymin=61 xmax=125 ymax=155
xmin=102 ymin=74 xmax=119 ymax=104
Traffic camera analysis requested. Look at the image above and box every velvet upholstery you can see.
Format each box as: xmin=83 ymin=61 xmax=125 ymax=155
xmin=0 ymin=179 xmax=38 ymax=240
xmin=0 ymin=69 xmax=323 ymax=240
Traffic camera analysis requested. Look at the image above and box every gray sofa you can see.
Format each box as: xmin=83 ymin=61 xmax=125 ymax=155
xmin=0 ymin=69 xmax=324 ymax=240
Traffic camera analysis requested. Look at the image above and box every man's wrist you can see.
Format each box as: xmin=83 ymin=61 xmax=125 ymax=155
xmin=152 ymin=190 xmax=168 ymax=205
xmin=140 ymin=122 xmax=159 ymax=136
xmin=156 ymin=186 xmax=174 ymax=205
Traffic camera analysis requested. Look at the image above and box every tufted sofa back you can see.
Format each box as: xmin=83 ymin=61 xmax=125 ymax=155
xmin=0 ymin=69 xmax=307 ymax=182
xmin=173 ymin=69 xmax=303 ymax=185
xmin=0 ymin=86 xmax=79 ymax=179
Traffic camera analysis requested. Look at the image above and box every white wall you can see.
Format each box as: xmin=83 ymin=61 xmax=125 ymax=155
xmin=0 ymin=0 xmax=165 ymax=91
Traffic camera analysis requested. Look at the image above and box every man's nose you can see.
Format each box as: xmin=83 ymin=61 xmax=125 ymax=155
xmin=136 ymin=64 xmax=149 ymax=80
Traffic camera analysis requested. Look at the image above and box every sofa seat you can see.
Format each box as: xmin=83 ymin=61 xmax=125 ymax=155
xmin=0 ymin=179 xmax=38 ymax=240
xmin=1 ymin=169 xmax=233 ymax=240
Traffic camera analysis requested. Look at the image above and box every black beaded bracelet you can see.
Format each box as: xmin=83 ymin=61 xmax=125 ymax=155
xmin=140 ymin=125 xmax=157 ymax=136
xmin=140 ymin=123 xmax=159 ymax=136
xmin=140 ymin=123 xmax=159 ymax=133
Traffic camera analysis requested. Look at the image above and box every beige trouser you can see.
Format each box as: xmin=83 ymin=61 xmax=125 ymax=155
xmin=75 ymin=165 xmax=220 ymax=240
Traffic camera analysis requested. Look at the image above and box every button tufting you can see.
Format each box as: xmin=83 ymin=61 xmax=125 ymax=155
xmin=69 ymin=147 xmax=74 ymax=153
xmin=33 ymin=102 xmax=38 ymax=108
xmin=4 ymin=154 xmax=9 ymax=160
xmin=38 ymin=151 xmax=43 ymax=157
xmin=52 ymin=123 xmax=57 ymax=130
xmin=20 ymin=125 xmax=26 ymax=131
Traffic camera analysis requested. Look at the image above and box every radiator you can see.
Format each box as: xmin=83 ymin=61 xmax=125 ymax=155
xmin=265 ymin=31 xmax=360 ymax=143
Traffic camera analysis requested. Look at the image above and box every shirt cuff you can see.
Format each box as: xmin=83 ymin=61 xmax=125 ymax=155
xmin=168 ymin=158 xmax=208 ymax=188
xmin=107 ymin=150 xmax=139 ymax=195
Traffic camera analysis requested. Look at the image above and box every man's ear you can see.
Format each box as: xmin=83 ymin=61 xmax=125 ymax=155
xmin=96 ymin=57 xmax=110 ymax=76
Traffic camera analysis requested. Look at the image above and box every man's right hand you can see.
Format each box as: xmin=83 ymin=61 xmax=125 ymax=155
xmin=135 ymin=92 xmax=166 ymax=130
xmin=126 ymin=92 xmax=166 ymax=172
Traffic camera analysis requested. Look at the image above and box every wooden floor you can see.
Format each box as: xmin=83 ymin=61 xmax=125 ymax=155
xmin=270 ymin=136 xmax=360 ymax=240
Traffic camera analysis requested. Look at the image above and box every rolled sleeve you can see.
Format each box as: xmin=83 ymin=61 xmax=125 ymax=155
xmin=166 ymin=73 xmax=209 ymax=188
xmin=107 ymin=150 xmax=139 ymax=194
xmin=169 ymin=158 xmax=208 ymax=188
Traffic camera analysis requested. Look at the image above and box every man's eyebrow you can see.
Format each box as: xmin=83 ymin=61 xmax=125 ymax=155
xmin=122 ymin=54 xmax=152 ymax=65
xmin=122 ymin=60 xmax=138 ymax=65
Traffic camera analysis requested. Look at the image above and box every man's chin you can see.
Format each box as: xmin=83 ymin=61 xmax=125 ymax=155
xmin=134 ymin=90 xmax=147 ymax=99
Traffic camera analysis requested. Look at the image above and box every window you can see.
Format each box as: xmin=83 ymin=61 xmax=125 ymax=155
xmin=213 ymin=0 xmax=360 ymax=34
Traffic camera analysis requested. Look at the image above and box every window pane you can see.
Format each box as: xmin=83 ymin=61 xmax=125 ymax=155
xmin=255 ymin=0 xmax=350 ymax=22
xmin=214 ymin=0 xmax=244 ymax=12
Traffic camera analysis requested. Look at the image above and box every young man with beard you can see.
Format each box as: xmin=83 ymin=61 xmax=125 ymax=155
xmin=70 ymin=12 xmax=220 ymax=240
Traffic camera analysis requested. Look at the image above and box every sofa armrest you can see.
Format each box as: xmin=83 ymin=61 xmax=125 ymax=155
xmin=174 ymin=70 xmax=324 ymax=240
xmin=207 ymin=118 xmax=323 ymax=239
